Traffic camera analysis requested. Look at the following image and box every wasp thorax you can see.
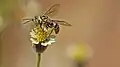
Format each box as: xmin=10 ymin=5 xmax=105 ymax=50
xmin=41 ymin=15 xmax=49 ymax=22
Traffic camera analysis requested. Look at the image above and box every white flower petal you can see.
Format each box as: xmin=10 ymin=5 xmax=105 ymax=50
xmin=30 ymin=38 xmax=39 ymax=44
xmin=41 ymin=36 xmax=56 ymax=46
xmin=30 ymin=29 xmax=37 ymax=38
xmin=41 ymin=43 xmax=48 ymax=46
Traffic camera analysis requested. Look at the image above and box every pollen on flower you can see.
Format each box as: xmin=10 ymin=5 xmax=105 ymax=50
xmin=29 ymin=25 xmax=56 ymax=46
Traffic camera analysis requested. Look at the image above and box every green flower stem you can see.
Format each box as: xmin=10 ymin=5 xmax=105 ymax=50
xmin=37 ymin=53 xmax=41 ymax=67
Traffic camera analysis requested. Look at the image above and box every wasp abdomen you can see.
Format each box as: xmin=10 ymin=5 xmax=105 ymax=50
xmin=54 ymin=23 xmax=60 ymax=34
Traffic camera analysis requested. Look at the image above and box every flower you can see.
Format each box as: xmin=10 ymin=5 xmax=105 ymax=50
xmin=29 ymin=25 xmax=56 ymax=46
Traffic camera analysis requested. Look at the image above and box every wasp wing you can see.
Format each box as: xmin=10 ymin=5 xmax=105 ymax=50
xmin=52 ymin=20 xmax=72 ymax=26
xmin=43 ymin=4 xmax=60 ymax=16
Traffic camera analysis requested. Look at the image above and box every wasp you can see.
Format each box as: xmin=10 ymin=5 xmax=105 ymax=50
xmin=23 ymin=4 xmax=71 ymax=34
xmin=22 ymin=4 xmax=72 ymax=53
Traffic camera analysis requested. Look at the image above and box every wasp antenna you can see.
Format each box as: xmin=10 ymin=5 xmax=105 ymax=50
xmin=23 ymin=20 xmax=31 ymax=24
xmin=22 ymin=18 xmax=34 ymax=24
xmin=22 ymin=18 xmax=32 ymax=21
